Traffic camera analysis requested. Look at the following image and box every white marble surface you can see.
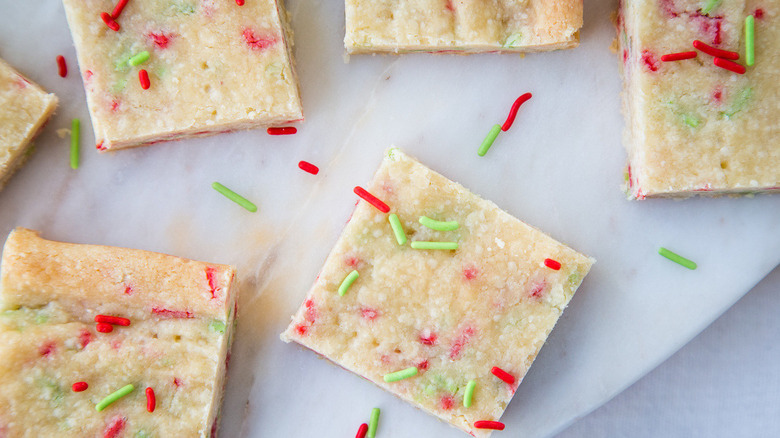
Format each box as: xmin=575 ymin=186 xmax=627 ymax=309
xmin=0 ymin=0 xmax=778 ymax=437
xmin=558 ymin=265 xmax=780 ymax=437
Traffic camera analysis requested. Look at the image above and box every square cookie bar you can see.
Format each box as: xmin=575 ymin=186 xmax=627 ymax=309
xmin=282 ymin=149 xmax=594 ymax=436
xmin=0 ymin=228 xmax=238 ymax=437
xmin=62 ymin=0 xmax=303 ymax=151
xmin=0 ymin=59 xmax=57 ymax=190
xmin=618 ymin=0 xmax=780 ymax=198
xmin=345 ymin=0 xmax=583 ymax=54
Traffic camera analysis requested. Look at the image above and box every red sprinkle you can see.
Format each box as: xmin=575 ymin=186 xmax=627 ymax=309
xmin=206 ymin=266 xmax=220 ymax=300
xmin=96 ymin=323 xmax=114 ymax=333
xmin=149 ymin=32 xmax=172 ymax=49
xmin=713 ymin=57 xmax=746 ymax=74
xmin=111 ymin=0 xmax=130 ymax=18
xmin=491 ymin=366 xmax=516 ymax=385
xmin=152 ymin=307 xmax=194 ymax=319
xmin=146 ymin=387 xmax=156 ymax=412
xmin=100 ymin=12 xmax=120 ymax=31
xmin=56 ymin=55 xmax=67 ymax=77
xmin=78 ymin=329 xmax=93 ymax=349
xmin=95 ymin=315 xmax=131 ymax=326
xmin=72 ymin=381 xmax=89 ymax=392
xmin=103 ymin=416 xmax=126 ymax=438
xmin=754 ymin=8 xmax=764 ymax=19
xmin=236 ymin=0 xmax=245 ymax=4
xmin=474 ymin=421 xmax=505 ymax=430
xmin=660 ymin=51 xmax=697 ymax=62
xmin=139 ymin=69 xmax=150 ymax=90
xmin=693 ymin=40 xmax=739 ymax=60
xmin=419 ymin=330 xmax=437 ymax=346
xmin=440 ymin=394 xmax=455 ymax=410
xmin=355 ymin=423 xmax=368 ymax=438
xmin=353 ymin=186 xmax=390 ymax=213
xmin=501 ymin=92 xmax=532 ymax=131
xmin=641 ymin=49 xmax=659 ymax=72
xmin=267 ymin=127 xmax=297 ymax=135
xmin=242 ymin=29 xmax=276 ymax=51
xmin=543 ymin=258 xmax=562 ymax=270
xmin=298 ymin=160 xmax=319 ymax=174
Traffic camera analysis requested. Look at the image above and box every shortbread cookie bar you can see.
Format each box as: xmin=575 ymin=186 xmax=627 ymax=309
xmin=618 ymin=0 xmax=779 ymax=198
xmin=0 ymin=59 xmax=57 ymax=190
xmin=62 ymin=0 xmax=303 ymax=150
xmin=282 ymin=149 xmax=594 ymax=436
xmin=0 ymin=228 xmax=238 ymax=437
xmin=345 ymin=0 xmax=583 ymax=54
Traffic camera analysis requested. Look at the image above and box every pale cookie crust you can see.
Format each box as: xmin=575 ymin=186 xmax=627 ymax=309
xmin=345 ymin=0 xmax=583 ymax=54
xmin=0 ymin=59 xmax=58 ymax=191
xmin=618 ymin=0 xmax=780 ymax=198
xmin=62 ymin=0 xmax=303 ymax=151
xmin=282 ymin=149 xmax=594 ymax=437
xmin=0 ymin=228 xmax=238 ymax=437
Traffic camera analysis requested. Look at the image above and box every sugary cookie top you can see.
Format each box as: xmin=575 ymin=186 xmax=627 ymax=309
xmin=283 ymin=150 xmax=593 ymax=437
xmin=618 ymin=0 xmax=779 ymax=197
xmin=345 ymin=0 xmax=582 ymax=53
xmin=62 ymin=0 xmax=302 ymax=149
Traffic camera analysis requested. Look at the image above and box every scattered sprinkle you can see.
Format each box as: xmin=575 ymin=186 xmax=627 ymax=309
xmin=368 ymin=408 xmax=380 ymax=438
xmin=338 ymin=270 xmax=359 ymax=296
xmin=209 ymin=320 xmax=226 ymax=333
xmin=388 ymin=214 xmax=407 ymax=245
xmin=410 ymin=241 xmax=458 ymax=250
xmin=212 ymin=182 xmax=257 ymax=212
xmin=100 ymin=12 xmax=120 ymax=31
xmin=72 ymin=382 xmax=89 ymax=392
xmin=96 ymin=384 xmax=135 ymax=412
xmin=267 ymin=127 xmax=297 ymax=135
xmin=139 ymin=69 xmax=151 ymax=90
xmin=660 ymin=51 xmax=697 ymax=62
xmin=478 ymin=124 xmax=502 ymax=157
xmin=491 ymin=366 xmax=515 ymax=385
xmin=298 ymin=160 xmax=319 ymax=174
xmin=474 ymin=421 xmax=505 ymax=430
xmin=111 ymin=0 xmax=130 ymax=19
xmin=96 ymin=322 xmax=114 ymax=333
xmin=713 ymin=57 xmax=746 ymax=74
xmin=419 ymin=216 xmax=459 ymax=231
xmin=543 ymin=258 xmax=561 ymax=270
xmin=383 ymin=366 xmax=418 ymax=382
xmin=501 ymin=93 xmax=532 ymax=131
xmin=70 ymin=118 xmax=80 ymax=170
xmin=146 ymin=387 xmax=155 ymax=412
xmin=463 ymin=380 xmax=477 ymax=408
xmin=128 ymin=51 xmax=150 ymax=67
xmin=56 ymin=55 xmax=67 ymax=77
xmin=701 ymin=0 xmax=722 ymax=15
xmin=658 ymin=247 xmax=697 ymax=270
xmin=356 ymin=423 xmax=368 ymax=438
xmin=745 ymin=15 xmax=755 ymax=66
xmin=693 ymin=40 xmax=739 ymax=60
xmin=354 ymin=186 xmax=390 ymax=213
xmin=236 ymin=0 xmax=245 ymax=4
xmin=95 ymin=315 xmax=131 ymax=326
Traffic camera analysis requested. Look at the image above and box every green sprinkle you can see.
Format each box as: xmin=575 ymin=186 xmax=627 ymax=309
xmin=463 ymin=379 xmax=477 ymax=407
xmin=128 ymin=51 xmax=151 ymax=67
xmin=723 ymin=87 xmax=753 ymax=118
xmin=35 ymin=313 xmax=49 ymax=324
xmin=745 ymin=15 xmax=755 ymax=66
xmin=504 ymin=33 xmax=523 ymax=47
xmin=658 ymin=247 xmax=697 ymax=270
xmin=209 ymin=320 xmax=226 ymax=333
xmin=478 ymin=124 xmax=502 ymax=157
xmin=338 ymin=270 xmax=359 ymax=296
xmin=211 ymin=182 xmax=257 ymax=212
xmin=96 ymin=384 xmax=135 ymax=412
xmin=702 ymin=0 xmax=721 ymax=14
xmin=410 ymin=241 xmax=458 ymax=250
xmin=419 ymin=216 xmax=459 ymax=231
xmin=681 ymin=113 xmax=700 ymax=128
xmin=70 ymin=119 xmax=80 ymax=169
xmin=383 ymin=366 xmax=418 ymax=382
xmin=388 ymin=214 xmax=407 ymax=245
xmin=368 ymin=407 xmax=380 ymax=438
